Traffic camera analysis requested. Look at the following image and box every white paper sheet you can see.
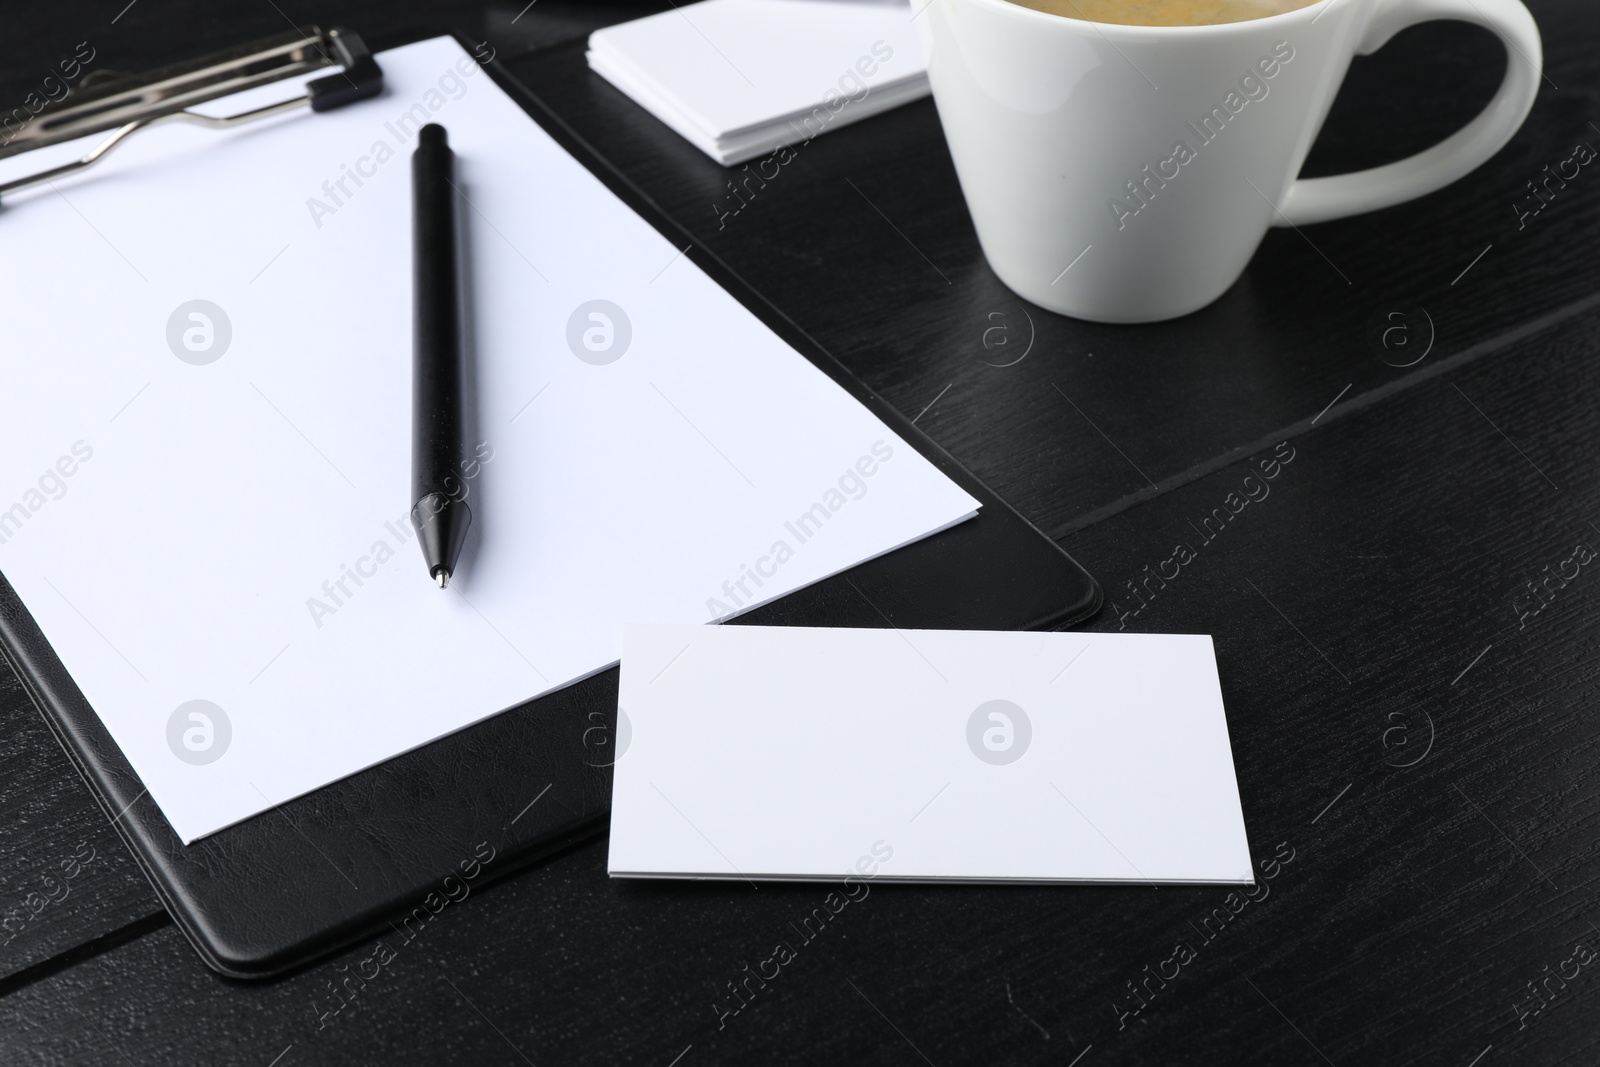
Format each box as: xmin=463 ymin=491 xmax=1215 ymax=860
xmin=0 ymin=38 xmax=979 ymax=843
xmin=611 ymin=625 xmax=1254 ymax=884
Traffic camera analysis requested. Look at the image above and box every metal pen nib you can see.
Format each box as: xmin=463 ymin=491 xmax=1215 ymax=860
xmin=435 ymin=570 xmax=449 ymax=589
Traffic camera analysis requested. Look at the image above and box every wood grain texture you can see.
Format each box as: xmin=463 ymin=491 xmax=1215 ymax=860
xmin=0 ymin=662 xmax=157 ymax=984
xmin=506 ymin=0 xmax=1600 ymax=539
xmin=9 ymin=302 xmax=1600 ymax=1067
xmin=1 ymin=0 xmax=1598 ymax=1063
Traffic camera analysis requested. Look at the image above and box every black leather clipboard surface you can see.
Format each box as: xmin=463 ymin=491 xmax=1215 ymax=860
xmin=0 ymin=34 xmax=1101 ymax=981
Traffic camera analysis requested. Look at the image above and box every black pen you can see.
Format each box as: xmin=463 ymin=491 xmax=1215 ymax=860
xmin=410 ymin=123 xmax=472 ymax=588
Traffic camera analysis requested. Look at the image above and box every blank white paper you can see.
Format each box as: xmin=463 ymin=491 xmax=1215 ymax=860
xmin=0 ymin=38 xmax=978 ymax=843
xmin=611 ymin=625 xmax=1254 ymax=884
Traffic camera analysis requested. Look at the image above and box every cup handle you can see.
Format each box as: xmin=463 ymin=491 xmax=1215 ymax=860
xmin=1276 ymin=0 xmax=1542 ymax=227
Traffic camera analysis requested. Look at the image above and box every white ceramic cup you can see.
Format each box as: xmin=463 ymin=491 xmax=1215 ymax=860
xmin=917 ymin=0 xmax=1543 ymax=322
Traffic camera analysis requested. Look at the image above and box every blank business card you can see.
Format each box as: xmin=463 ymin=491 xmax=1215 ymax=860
xmin=586 ymin=0 xmax=930 ymax=165
xmin=609 ymin=625 xmax=1253 ymax=884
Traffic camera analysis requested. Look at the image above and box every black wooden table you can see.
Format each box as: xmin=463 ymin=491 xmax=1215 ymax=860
xmin=3 ymin=1 xmax=1598 ymax=1063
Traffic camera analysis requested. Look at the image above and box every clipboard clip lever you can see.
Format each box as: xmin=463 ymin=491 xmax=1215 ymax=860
xmin=0 ymin=26 xmax=383 ymax=204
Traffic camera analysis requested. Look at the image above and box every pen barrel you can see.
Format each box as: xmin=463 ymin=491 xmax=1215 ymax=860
xmin=411 ymin=124 xmax=467 ymax=503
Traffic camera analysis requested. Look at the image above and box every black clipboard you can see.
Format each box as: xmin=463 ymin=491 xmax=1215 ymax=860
xmin=0 ymin=29 xmax=1100 ymax=979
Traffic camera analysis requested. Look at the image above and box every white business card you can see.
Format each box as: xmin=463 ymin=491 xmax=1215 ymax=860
xmin=609 ymin=625 xmax=1253 ymax=884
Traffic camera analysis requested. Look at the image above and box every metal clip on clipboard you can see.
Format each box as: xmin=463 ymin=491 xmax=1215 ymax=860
xmin=0 ymin=26 xmax=382 ymax=204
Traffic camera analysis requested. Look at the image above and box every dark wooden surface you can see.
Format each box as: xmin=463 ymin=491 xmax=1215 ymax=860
xmin=2 ymin=0 xmax=1598 ymax=1063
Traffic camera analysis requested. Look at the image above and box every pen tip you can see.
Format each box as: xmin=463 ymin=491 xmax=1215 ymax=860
xmin=435 ymin=569 xmax=449 ymax=589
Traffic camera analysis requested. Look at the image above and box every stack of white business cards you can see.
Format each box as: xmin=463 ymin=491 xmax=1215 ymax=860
xmin=587 ymin=0 xmax=930 ymax=165
xmin=609 ymin=625 xmax=1254 ymax=885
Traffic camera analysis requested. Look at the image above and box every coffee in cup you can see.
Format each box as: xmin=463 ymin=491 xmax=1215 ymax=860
xmin=1005 ymin=0 xmax=1320 ymax=27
